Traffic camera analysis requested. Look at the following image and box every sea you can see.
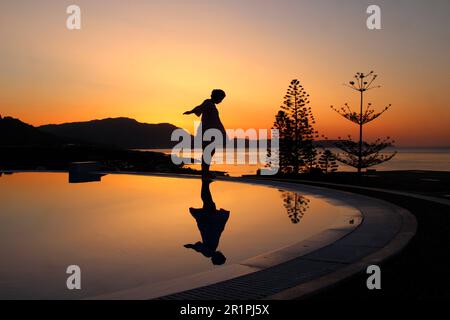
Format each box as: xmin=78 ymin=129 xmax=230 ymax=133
xmin=141 ymin=147 xmax=450 ymax=177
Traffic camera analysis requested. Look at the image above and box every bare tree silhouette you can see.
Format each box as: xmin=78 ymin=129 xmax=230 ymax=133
xmin=331 ymin=72 xmax=396 ymax=172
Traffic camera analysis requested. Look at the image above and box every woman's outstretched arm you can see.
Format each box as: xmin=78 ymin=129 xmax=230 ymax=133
xmin=183 ymin=100 xmax=207 ymax=116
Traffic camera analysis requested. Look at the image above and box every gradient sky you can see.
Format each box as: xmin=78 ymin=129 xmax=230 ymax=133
xmin=1 ymin=0 xmax=449 ymax=146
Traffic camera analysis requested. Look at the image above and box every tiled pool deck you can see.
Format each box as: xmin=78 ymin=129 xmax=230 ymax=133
xmin=93 ymin=174 xmax=416 ymax=300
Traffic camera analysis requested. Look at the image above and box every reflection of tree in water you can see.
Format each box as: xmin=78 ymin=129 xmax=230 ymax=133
xmin=279 ymin=191 xmax=310 ymax=224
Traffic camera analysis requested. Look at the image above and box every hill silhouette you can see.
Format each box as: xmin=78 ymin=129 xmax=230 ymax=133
xmin=0 ymin=115 xmax=63 ymax=146
xmin=1 ymin=115 xmax=342 ymax=150
xmin=39 ymin=117 xmax=186 ymax=149
xmin=0 ymin=115 xmax=190 ymax=173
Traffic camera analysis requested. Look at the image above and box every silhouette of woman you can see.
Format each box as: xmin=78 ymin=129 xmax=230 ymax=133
xmin=184 ymin=179 xmax=230 ymax=265
xmin=183 ymin=89 xmax=226 ymax=180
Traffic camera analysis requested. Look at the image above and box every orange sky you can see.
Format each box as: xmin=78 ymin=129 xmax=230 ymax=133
xmin=0 ymin=0 xmax=449 ymax=146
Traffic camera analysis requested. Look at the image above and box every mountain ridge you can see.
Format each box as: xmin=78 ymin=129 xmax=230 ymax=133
xmin=2 ymin=115 xmax=351 ymax=150
xmin=38 ymin=117 xmax=186 ymax=149
xmin=0 ymin=115 xmax=64 ymax=146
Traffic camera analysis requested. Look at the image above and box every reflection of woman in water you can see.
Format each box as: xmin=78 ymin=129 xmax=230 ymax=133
xmin=184 ymin=179 xmax=230 ymax=265
xmin=183 ymin=89 xmax=226 ymax=180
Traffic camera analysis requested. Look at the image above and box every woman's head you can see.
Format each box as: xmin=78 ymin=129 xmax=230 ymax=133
xmin=211 ymin=251 xmax=226 ymax=265
xmin=211 ymin=89 xmax=226 ymax=104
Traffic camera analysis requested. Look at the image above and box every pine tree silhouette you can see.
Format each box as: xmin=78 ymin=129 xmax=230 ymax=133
xmin=271 ymin=79 xmax=319 ymax=174
xmin=318 ymin=150 xmax=338 ymax=174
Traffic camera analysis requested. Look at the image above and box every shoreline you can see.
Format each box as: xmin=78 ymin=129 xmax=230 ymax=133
xmin=246 ymin=170 xmax=450 ymax=199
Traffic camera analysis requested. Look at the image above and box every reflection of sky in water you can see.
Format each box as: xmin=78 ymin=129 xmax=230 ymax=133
xmin=0 ymin=172 xmax=357 ymax=299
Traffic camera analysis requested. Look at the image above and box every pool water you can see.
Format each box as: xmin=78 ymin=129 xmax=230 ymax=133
xmin=0 ymin=172 xmax=358 ymax=299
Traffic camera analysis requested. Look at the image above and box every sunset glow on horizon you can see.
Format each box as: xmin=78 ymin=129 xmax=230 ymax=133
xmin=1 ymin=0 xmax=449 ymax=146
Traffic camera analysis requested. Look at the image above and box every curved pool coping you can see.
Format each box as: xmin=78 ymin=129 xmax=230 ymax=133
xmin=87 ymin=172 xmax=416 ymax=300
